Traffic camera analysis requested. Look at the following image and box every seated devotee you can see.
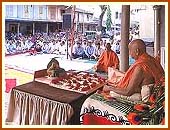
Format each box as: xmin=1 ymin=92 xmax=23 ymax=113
xmin=47 ymin=58 xmax=66 ymax=77
xmin=16 ymin=42 xmax=23 ymax=53
xmin=103 ymin=39 xmax=107 ymax=47
xmin=72 ymin=42 xmax=85 ymax=59
xmin=92 ymin=42 xmax=104 ymax=60
xmin=51 ymin=40 xmax=60 ymax=54
xmin=42 ymin=42 xmax=51 ymax=54
xmin=84 ymin=40 xmax=95 ymax=59
xmin=115 ymin=42 xmax=120 ymax=54
xmin=35 ymin=44 xmax=42 ymax=53
xmin=103 ymin=39 xmax=164 ymax=97
xmin=82 ymin=39 xmax=88 ymax=50
xmin=100 ymin=40 xmax=105 ymax=49
xmin=58 ymin=40 xmax=66 ymax=55
xmin=29 ymin=43 xmax=42 ymax=55
xmin=93 ymin=43 xmax=119 ymax=73
xmin=8 ymin=41 xmax=16 ymax=54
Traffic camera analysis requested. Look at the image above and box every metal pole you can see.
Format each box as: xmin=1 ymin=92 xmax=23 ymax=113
xmin=70 ymin=5 xmax=76 ymax=60
xmin=83 ymin=10 xmax=85 ymax=34
xmin=32 ymin=22 xmax=35 ymax=35
xmin=66 ymin=31 xmax=69 ymax=59
xmin=46 ymin=23 xmax=48 ymax=34
xmin=17 ymin=23 xmax=20 ymax=36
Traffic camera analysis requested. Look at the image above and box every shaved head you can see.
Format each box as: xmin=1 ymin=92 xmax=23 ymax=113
xmin=106 ymin=43 xmax=112 ymax=51
xmin=129 ymin=39 xmax=146 ymax=53
xmin=128 ymin=39 xmax=146 ymax=60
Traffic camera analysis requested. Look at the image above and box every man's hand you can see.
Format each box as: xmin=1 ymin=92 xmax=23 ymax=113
xmin=109 ymin=91 xmax=120 ymax=98
xmin=103 ymin=85 xmax=116 ymax=92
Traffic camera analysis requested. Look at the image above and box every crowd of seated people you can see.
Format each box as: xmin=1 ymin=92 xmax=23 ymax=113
xmin=5 ymin=32 xmax=68 ymax=55
xmin=5 ymin=31 xmax=122 ymax=59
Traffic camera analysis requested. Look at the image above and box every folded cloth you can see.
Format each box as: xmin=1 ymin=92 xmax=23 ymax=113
xmin=141 ymin=84 xmax=154 ymax=102
xmin=108 ymin=83 xmax=154 ymax=102
xmin=109 ymin=91 xmax=142 ymax=102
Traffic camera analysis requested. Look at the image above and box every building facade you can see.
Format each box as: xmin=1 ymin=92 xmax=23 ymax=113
xmin=5 ymin=5 xmax=66 ymax=35
xmin=64 ymin=7 xmax=97 ymax=33
xmin=5 ymin=5 xmax=97 ymax=35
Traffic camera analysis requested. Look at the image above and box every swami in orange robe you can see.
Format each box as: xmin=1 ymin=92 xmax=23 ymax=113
xmin=117 ymin=53 xmax=164 ymax=89
xmin=104 ymin=39 xmax=164 ymax=96
xmin=95 ymin=43 xmax=119 ymax=73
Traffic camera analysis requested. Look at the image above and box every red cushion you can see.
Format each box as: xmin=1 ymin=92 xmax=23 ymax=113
xmin=83 ymin=113 xmax=121 ymax=125
xmin=5 ymin=79 xmax=16 ymax=93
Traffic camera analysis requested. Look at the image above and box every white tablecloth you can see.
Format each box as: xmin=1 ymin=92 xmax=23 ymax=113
xmin=6 ymin=89 xmax=74 ymax=125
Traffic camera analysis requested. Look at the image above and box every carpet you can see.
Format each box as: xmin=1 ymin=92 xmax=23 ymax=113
xmin=5 ymin=54 xmax=97 ymax=73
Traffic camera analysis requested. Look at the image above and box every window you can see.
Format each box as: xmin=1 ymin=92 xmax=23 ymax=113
xmin=119 ymin=13 xmax=122 ymax=19
xmin=9 ymin=24 xmax=17 ymax=32
xmin=50 ymin=8 xmax=56 ymax=20
xmin=88 ymin=15 xmax=92 ymax=21
xmin=24 ymin=5 xmax=29 ymax=17
xmin=115 ymin=12 xmax=118 ymax=19
xmin=87 ymin=14 xmax=89 ymax=21
xmin=6 ymin=5 xmax=13 ymax=17
xmin=39 ymin=6 xmax=43 ymax=14
xmin=61 ymin=10 xmax=65 ymax=15
xmin=24 ymin=5 xmax=29 ymax=13
xmin=9 ymin=5 xmax=13 ymax=16
xmin=77 ymin=13 xmax=79 ymax=22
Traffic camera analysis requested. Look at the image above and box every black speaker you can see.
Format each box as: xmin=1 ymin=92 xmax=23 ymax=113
xmin=63 ymin=14 xmax=72 ymax=30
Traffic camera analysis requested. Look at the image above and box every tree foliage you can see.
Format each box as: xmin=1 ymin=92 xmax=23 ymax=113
xmin=97 ymin=5 xmax=107 ymax=32
xmin=106 ymin=5 xmax=112 ymax=31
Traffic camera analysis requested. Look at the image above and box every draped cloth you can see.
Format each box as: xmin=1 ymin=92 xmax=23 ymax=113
xmin=6 ymin=89 xmax=74 ymax=125
xmin=117 ymin=53 xmax=164 ymax=88
xmin=96 ymin=50 xmax=119 ymax=73
xmin=80 ymin=84 xmax=165 ymax=125
xmin=80 ymin=94 xmax=130 ymax=125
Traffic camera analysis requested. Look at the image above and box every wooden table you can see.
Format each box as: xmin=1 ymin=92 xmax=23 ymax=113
xmin=6 ymin=69 xmax=106 ymax=125
xmin=6 ymin=81 xmax=89 ymax=125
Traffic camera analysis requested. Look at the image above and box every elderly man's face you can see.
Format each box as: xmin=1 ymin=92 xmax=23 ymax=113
xmin=128 ymin=44 xmax=138 ymax=60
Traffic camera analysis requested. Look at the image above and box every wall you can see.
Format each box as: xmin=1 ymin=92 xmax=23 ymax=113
xmin=56 ymin=7 xmax=63 ymax=22
xmin=139 ymin=5 xmax=154 ymax=39
xmin=33 ymin=5 xmax=47 ymax=20
xmin=5 ymin=5 xmax=18 ymax=18
xmin=48 ymin=5 xmax=63 ymax=22
xmin=6 ymin=5 xmax=48 ymax=21
xmin=18 ymin=5 xmax=33 ymax=19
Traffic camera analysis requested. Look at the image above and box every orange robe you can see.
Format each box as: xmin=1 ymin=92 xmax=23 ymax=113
xmin=96 ymin=50 xmax=119 ymax=73
xmin=117 ymin=53 xmax=164 ymax=88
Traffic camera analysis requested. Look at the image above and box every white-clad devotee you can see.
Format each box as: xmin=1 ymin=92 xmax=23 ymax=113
xmin=84 ymin=40 xmax=95 ymax=59
xmin=58 ymin=40 xmax=67 ymax=55
xmin=72 ymin=42 xmax=85 ymax=59
xmin=42 ymin=42 xmax=51 ymax=54
xmin=92 ymin=42 xmax=104 ymax=60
